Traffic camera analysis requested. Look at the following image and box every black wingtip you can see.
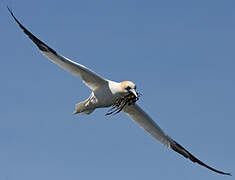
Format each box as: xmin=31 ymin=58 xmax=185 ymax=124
xmin=171 ymin=140 xmax=231 ymax=176
xmin=7 ymin=8 xmax=57 ymax=55
xmin=7 ymin=6 xmax=19 ymax=25
xmin=7 ymin=6 xmax=12 ymax=14
xmin=7 ymin=6 xmax=18 ymax=24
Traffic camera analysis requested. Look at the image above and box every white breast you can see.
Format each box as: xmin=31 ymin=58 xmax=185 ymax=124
xmin=92 ymin=81 xmax=123 ymax=107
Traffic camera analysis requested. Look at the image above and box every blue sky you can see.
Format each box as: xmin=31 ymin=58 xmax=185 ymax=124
xmin=1 ymin=0 xmax=234 ymax=179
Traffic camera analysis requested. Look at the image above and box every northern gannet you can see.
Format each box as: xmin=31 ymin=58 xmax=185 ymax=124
xmin=8 ymin=8 xmax=231 ymax=176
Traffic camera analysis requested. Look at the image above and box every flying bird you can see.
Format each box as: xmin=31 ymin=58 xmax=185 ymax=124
xmin=8 ymin=8 xmax=231 ymax=176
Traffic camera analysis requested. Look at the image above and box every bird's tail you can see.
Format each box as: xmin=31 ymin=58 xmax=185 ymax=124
xmin=73 ymin=100 xmax=94 ymax=115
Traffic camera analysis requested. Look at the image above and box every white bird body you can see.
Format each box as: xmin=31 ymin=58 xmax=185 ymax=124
xmin=8 ymin=8 xmax=231 ymax=176
xmin=74 ymin=80 xmax=125 ymax=114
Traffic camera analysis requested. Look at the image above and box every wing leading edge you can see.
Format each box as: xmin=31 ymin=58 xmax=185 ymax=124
xmin=8 ymin=8 xmax=107 ymax=90
xmin=123 ymin=104 xmax=231 ymax=176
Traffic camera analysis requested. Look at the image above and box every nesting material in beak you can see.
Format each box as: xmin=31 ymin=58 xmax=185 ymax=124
xmin=129 ymin=89 xmax=138 ymax=99
xmin=105 ymin=91 xmax=140 ymax=116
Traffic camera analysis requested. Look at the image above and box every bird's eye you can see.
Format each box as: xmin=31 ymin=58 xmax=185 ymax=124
xmin=126 ymin=86 xmax=131 ymax=91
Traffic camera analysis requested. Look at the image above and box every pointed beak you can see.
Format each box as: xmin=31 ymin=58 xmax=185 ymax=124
xmin=129 ymin=89 xmax=138 ymax=98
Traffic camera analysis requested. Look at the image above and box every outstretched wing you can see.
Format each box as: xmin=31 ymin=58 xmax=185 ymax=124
xmin=123 ymin=104 xmax=231 ymax=176
xmin=8 ymin=8 xmax=107 ymax=90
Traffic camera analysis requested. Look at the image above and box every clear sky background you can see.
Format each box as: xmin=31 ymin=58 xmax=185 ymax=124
xmin=1 ymin=0 xmax=234 ymax=179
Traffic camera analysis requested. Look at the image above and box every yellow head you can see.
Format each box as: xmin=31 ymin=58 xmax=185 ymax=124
xmin=120 ymin=81 xmax=138 ymax=98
